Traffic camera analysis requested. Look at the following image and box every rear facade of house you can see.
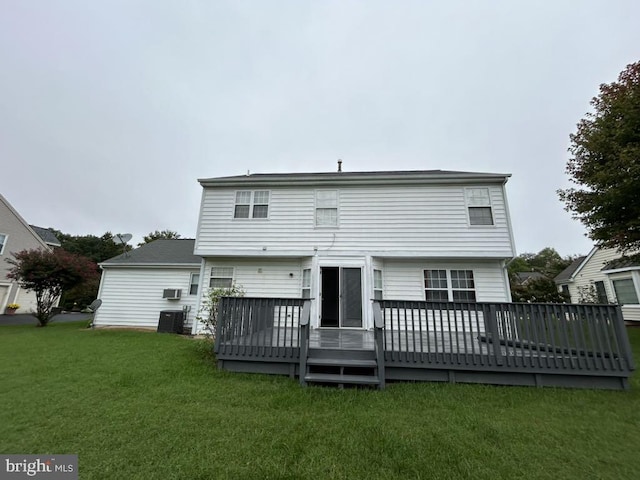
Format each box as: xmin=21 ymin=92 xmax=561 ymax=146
xmin=192 ymin=170 xmax=516 ymax=333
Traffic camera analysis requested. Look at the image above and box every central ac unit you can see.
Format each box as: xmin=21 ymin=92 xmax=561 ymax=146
xmin=162 ymin=288 xmax=182 ymax=300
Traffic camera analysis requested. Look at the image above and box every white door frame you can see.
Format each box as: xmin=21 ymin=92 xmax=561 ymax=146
xmin=313 ymin=256 xmax=370 ymax=329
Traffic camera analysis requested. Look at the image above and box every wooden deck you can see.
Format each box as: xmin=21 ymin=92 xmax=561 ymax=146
xmin=214 ymin=298 xmax=635 ymax=390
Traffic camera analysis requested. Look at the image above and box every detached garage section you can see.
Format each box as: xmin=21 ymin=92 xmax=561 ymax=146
xmin=93 ymin=239 xmax=201 ymax=331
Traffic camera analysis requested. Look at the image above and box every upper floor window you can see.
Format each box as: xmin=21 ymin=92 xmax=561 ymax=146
xmin=316 ymin=190 xmax=338 ymax=227
xmin=189 ymin=273 xmax=200 ymax=295
xmin=424 ymin=269 xmax=476 ymax=302
xmin=373 ymin=269 xmax=383 ymax=300
xmin=466 ymin=188 xmax=493 ymax=225
xmin=234 ymin=191 xmax=269 ymax=219
xmin=210 ymin=267 xmax=234 ymax=289
xmin=0 ymin=233 xmax=6 ymax=255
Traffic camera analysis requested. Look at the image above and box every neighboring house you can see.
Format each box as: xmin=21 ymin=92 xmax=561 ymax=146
xmin=93 ymin=239 xmax=201 ymax=330
xmin=0 ymin=194 xmax=54 ymax=313
xmin=554 ymin=246 xmax=640 ymax=322
xmin=191 ymin=169 xmax=516 ymax=334
xmin=29 ymin=225 xmax=61 ymax=248
xmin=513 ymin=271 xmax=547 ymax=286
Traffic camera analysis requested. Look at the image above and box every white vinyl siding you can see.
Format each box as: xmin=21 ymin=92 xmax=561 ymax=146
xmin=385 ymin=260 xmax=508 ymax=303
xmin=567 ymin=247 xmax=621 ymax=304
xmin=558 ymin=246 xmax=640 ymax=322
xmin=202 ymin=258 xmax=303 ymax=299
xmin=93 ymin=268 xmax=201 ymax=329
xmin=196 ymin=184 xmax=513 ymax=257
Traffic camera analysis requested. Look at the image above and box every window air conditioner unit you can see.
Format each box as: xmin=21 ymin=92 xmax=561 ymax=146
xmin=162 ymin=288 xmax=182 ymax=300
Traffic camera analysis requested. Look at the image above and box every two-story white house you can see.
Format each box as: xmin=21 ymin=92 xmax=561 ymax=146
xmin=191 ymin=169 xmax=516 ymax=334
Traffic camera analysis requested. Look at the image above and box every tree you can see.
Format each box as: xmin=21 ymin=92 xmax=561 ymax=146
xmin=49 ymin=230 xmax=129 ymax=264
xmin=139 ymin=230 xmax=181 ymax=246
xmin=508 ymin=248 xmax=574 ymax=279
xmin=558 ymin=61 xmax=640 ymax=252
xmin=6 ymin=249 xmax=99 ymax=326
xmin=46 ymin=230 xmax=130 ymax=309
xmin=511 ymin=277 xmax=569 ymax=303
xmin=507 ymin=248 xmax=576 ymax=302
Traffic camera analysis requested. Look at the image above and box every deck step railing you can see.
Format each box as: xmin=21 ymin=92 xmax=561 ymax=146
xmin=376 ymin=300 xmax=635 ymax=375
xmin=214 ymin=297 xmax=305 ymax=360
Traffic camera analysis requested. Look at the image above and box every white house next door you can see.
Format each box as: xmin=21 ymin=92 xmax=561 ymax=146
xmin=320 ymin=267 xmax=363 ymax=328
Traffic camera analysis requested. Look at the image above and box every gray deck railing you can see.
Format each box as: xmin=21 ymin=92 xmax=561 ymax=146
xmin=376 ymin=300 xmax=635 ymax=376
xmin=373 ymin=302 xmax=385 ymax=389
xmin=214 ymin=297 xmax=306 ymax=360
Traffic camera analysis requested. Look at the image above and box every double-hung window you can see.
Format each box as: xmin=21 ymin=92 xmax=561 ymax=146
xmin=424 ymin=269 xmax=476 ymax=302
xmin=315 ymin=190 xmax=338 ymax=227
xmin=210 ymin=267 xmax=234 ymax=289
xmin=0 ymin=233 xmax=7 ymax=255
xmin=466 ymin=188 xmax=494 ymax=225
xmin=450 ymin=270 xmax=476 ymax=301
xmin=234 ymin=191 xmax=269 ymax=219
xmin=189 ymin=273 xmax=200 ymax=295
xmin=612 ymin=278 xmax=639 ymax=305
xmin=302 ymin=269 xmax=311 ymax=299
xmin=424 ymin=270 xmax=449 ymax=301
xmin=373 ymin=269 xmax=383 ymax=300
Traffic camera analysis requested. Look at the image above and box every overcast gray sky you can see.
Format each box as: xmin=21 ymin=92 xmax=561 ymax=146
xmin=1 ymin=1 xmax=638 ymax=256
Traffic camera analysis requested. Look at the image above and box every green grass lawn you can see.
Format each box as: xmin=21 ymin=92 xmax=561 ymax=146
xmin=1 ymin=321 xmax=639 ymax=480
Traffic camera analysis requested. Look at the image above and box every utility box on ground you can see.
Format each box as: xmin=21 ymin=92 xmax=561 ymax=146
xmin=157 ymin=310 xmax=184 ymax=334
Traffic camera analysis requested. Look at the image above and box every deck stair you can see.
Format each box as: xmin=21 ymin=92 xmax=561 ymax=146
xmin=302 ymin=347 xmax=381 ymax=388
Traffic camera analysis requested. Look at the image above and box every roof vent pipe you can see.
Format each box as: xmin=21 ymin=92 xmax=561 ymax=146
xmin=337 ymin=160 xmax=342 ymax=172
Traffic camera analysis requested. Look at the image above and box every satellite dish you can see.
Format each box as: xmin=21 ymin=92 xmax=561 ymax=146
xmin=89 ymin=299 xmax=102 ymax=312
xmin=113 ymin=233 xmax=132 ymax=245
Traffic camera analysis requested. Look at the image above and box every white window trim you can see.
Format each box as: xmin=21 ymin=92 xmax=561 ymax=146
xmin=314 ymin=189 xmax=339 ymax=229
xmin=233 ymin=190 xmax=271 ymax=220
xmin=0 ymin=233 xmax=8 ymax=255
xmin=424 ymin=269 xmax=477 ymax=302
xmin=464 ymin=187 xmax=495 ymax=227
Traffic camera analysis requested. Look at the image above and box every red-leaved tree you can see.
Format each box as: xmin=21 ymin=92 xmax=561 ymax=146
xmin=6 ymin=249 xmax=99 ymax=326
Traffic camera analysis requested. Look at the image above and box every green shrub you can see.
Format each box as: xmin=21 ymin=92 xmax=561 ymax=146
xmin=195 ymin=284 xmax=245 ymax=339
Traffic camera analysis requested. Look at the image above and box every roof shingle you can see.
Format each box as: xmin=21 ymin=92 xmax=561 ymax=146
xmin=101 ymin=239 xmax=200 ymax=266
xmin=554 ymin=256 xmax=587 ymax=283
